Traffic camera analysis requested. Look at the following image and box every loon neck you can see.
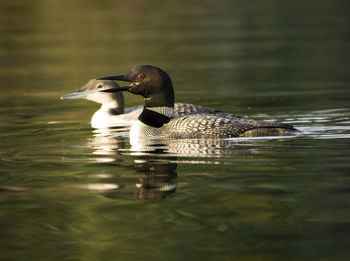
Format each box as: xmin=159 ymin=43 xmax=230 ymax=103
xmin=91 ymin=100 xmax=124 ymax=127
xmin=142 ymin=72 xmax=175 ymax=108
xmin=100 ymin=100 xmax=124 ymax=115
xmin=133 ymin=66 xmax=175 ymax=128
xmin=138 ymin=106 xmax=173 ymax=128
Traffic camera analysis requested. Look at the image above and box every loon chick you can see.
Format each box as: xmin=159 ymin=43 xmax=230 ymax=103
xmin=98 ymin=65 xmax=298 ymax=139
xmin=61 ymin=79 xmax=243 ymax=128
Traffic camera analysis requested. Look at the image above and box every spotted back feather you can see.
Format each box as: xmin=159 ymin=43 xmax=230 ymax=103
xmin=155 ymin=115 xmax=297 ymax=139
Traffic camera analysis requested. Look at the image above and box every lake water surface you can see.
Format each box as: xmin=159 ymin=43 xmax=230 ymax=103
xmin=1 ymin=0 xmax=350 ymax=260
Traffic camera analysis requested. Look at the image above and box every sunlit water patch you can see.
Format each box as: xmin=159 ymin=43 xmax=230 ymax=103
xmin=253 ymin=108 xmax=350 ymax=140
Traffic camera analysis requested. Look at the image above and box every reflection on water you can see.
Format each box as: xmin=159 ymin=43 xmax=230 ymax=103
xmin=287 ymin=109 xmax=350 ymax=139
xmin=1 ymin=109 xmax=349 ymax=260
xmin=134 ymin=158 xmax=178 ymax=200
xmin=88 ymin=129 xmax=179 ymax=200
xmin=79 ymin=107 xmax=350 ymax=203
xmin=255 ymin=108 xmax=350 ymax=139
xmin=90 ymin=126 xmax=129 ymax=158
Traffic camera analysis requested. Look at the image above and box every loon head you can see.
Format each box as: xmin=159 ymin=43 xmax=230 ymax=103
xmin=61 ymin=79 xmax=125 ymax=113
xmin=98 ymin=65 xmax=175 ymax=108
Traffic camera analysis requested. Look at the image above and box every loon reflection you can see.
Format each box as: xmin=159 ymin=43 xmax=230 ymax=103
xmin=87 ymin=129 xmax=271 ymax=200
xmin=90 ymin=124 xmax=269 ymax=157
xmin=88 ymin=133 xmax=178 ymax=200
xmin=134 ymin=157 xmax=177 ymax=200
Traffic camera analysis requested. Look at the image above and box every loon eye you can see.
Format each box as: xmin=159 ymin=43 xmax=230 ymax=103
xmin=139 ymin=73 xmax=146 ymax=79
xmin=97 ymin=84 xmax=103 ymax=88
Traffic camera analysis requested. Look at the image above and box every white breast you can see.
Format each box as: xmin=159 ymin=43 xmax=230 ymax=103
xmin=130 ymin=120 xmax=148 ymax=139
xmin=129 ymin=120 xmax=162 ymax=149
xmin=91 ymin=106 xmax=143 ymax=129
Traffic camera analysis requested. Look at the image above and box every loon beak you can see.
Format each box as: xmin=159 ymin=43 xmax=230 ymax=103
xmin=99 ymin=85 xmax=131 ymax=93
xmin=98 ymin=74 xmax=132 ymax=82
xmin=60 ymin=90 xmax=87 ymax=100
xmin=98 ymin=74 xmax=133 ymax=93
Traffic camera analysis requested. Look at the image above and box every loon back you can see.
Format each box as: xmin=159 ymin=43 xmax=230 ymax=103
xmin=131 ymin=114 xmax=297 ymax=139
xmin=173 ymin=103 xmax=242 ymax=118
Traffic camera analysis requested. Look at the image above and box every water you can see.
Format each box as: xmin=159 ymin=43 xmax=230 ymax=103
xmin=1 ymin=0 xmax=350 ymax=260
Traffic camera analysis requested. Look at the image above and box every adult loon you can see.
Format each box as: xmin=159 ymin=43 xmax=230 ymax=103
xmin=61 ymin=79 xmax=243 ymax=128
xmin=98 ymin=65 xmax=298 ymax=139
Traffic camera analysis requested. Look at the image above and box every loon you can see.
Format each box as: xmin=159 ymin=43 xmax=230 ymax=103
xmin=98 ymin=65 xmax=298 ymax=139
xmin=61 ymin=79 xmax=243 ymax=128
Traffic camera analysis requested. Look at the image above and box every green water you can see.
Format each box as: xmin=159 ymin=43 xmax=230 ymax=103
xmin=1 ymin=0 xmax=350 ymax=260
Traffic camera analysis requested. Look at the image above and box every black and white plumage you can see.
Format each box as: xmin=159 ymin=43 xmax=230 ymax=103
xmin=98 ymin=65 xmax=298 ymax=139
xmin=61 ymin=79 xmax=242 ymax=128
xmin=143 ymin=115 xmax=295 ymax=139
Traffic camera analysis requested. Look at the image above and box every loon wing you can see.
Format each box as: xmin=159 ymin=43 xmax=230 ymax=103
xmin=173 ymin=103 xmax=243 ymax=118
xmin=162 ymin=115 xmax=297 ymax=138
xmin=122 ymin=103 xmax=244 ymax=125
